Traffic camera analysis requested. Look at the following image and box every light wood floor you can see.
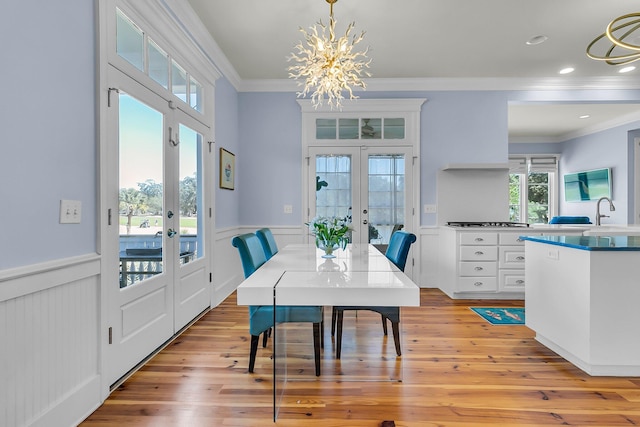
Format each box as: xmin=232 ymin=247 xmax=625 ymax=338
xmin=81 ymin=289 xmax=640 ymax=426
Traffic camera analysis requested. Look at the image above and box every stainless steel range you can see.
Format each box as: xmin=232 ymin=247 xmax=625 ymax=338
xmin=446 ymin=221 xmax=530 ymax=228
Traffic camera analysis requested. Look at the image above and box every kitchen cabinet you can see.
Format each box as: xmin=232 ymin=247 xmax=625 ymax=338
xmin=523 ymin=235 xmax=640 ymax=376
xmin=440 ymin=226 xmax=583 ymax=299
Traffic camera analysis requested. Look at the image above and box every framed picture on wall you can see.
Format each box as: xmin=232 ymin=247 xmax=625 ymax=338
xmin=220 ymin=148 xmax=235 ymax=190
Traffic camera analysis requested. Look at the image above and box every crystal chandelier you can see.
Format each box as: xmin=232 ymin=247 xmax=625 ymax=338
xmin=288 ymin=0 xmax=371 ymax=109
xmin=586 ymin=12 xmax=640 ymax=66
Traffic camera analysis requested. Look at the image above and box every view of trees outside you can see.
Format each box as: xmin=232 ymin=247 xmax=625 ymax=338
xmin=509 ymin=174 xmax=521 ymax=222
xmin=509 ymin=172 xmax=550 ymax=224
xmin=119 ymin=175 xmax=197 ymax=217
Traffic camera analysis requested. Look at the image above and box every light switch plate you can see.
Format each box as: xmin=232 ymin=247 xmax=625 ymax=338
xmin=424 ymin=204 xmax=437 ymax=213
xmin=60 ymin=200 xmax=82 ymax=224
xmin=284 ymin=204 xmax=293 ymax=214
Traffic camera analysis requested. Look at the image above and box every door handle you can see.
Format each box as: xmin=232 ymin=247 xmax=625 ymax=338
xmin=167 ymin=211 xmax=174 ymax=218
xmin=167 ymin=228 xmax=177 ymax=238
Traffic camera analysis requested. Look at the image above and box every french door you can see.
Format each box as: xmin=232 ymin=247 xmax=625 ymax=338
xmin=105 ymin=67 xmax=211 ymax=385
xmin=308 ymin=146 xmax=414 ymax=258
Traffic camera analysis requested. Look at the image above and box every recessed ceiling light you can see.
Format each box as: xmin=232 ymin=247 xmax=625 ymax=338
xmin=619 ymin=66 xmax=636 ymax=73
xmin=579 ymin=115 xmax=590 ymax=119
xmin=559 ymin=67 xmax=575 ymax=75
xmin=526 ymin=35 xmax=548 ymax=45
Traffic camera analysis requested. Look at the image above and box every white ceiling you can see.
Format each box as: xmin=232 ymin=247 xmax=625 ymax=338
xmin=185 ymin=0 xmax=640 ymax=140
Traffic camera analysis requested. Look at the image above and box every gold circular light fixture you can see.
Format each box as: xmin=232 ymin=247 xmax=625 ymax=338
xmin=587 ymin=12 xmax=640 ymax=66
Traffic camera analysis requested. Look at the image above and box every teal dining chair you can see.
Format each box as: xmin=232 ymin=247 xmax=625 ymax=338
xmin=256 ymin=228 xmax=278 ymax=260
xmin=333 ymin=230 xmax=417 ymax=359
xmin=231 ymin=233 xmax=323 ymax=375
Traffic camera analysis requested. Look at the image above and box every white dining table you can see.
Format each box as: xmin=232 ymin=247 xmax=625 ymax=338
xmin=236 ymin=243 xmax=420 ymax=307
xmin=235 ymin=243 xmax=420 ymax=421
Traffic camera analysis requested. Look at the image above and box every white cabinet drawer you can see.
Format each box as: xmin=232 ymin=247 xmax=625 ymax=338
xmin=499 ymin=270 xmax=525 ymax=290
xmin=499 ymin=246 xmax=525 ymax=268
xmin=459 ymin=261 xmax=496 ymax=276
xmin=499 ymin=232 xmax=526 ymax=245
xmin=460 ymin=246 xmax=498 ymax=261
xmin=460 ymin=232 xmax=498 ymax=245
xmin=458 ymin=277 xmax=498 ymax=292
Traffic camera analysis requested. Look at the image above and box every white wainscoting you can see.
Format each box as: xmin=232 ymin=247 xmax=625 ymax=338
xmin=0 ymin=226 xmax=440 ymax=427
xmin=0 ymin=254 xmax=102 ymax=427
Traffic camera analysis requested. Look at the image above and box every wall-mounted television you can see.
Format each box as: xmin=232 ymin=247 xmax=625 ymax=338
xmin=563 ymin=168 xmax=612 ymax=202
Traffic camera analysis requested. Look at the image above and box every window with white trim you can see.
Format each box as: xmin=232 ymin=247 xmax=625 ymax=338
xmin=116 ymin=8 xmax=204 ymax=113
xmin=509 ymin=155 xmax=559 ymax=224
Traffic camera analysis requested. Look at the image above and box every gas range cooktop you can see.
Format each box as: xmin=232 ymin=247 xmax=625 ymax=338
xmin=446 ymin=221 xmax=530 ymax=228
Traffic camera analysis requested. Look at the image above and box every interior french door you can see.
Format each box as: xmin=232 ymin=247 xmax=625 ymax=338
xmin=105 ymin=67 xmax=210 ymax=385
xmin=308 ymin=146 xmax=414 ymax=250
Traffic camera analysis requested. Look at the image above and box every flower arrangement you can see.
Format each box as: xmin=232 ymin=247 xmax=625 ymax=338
xmin=306 ymin=215 xmax=351 ymax=257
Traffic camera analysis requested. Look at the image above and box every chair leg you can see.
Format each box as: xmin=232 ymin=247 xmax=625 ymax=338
xmin=313 ymin=322 xmax=321 ymax=376
xmin=262 ymin=327 xmax=271 ymax=348
xmin=336 ymin=309 xmax=344 ymax=359
xmin=331 ymin=307 xmax=337 ymax=336
xmin=249 ymin=335 xmax=260 ymax=373
xmin=391 ymin=321 xmax=401 ymax=356
xmin=381 ymin=314 xmax=388 ymax=335
xmin=320 ymin=318 xmax=325 ymax=349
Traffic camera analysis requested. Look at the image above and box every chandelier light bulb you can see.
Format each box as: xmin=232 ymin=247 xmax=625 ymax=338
xmin=288 ymin=0 xmax=372 ymax=109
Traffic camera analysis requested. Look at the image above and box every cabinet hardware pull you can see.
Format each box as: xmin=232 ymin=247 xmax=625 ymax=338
xmin=516 ymin=280 xmax=525 ymax=284
xmin=474 ymin=266 xmax=483 ymax=271
xmin=475 ymin=251 xmax=484 ymax=255
xmin=474 ymin=281 xmax=483 ymax=286
xmin=475 ymin=238 xmax=484 ymax=242
xmin=516 ymin=256 xmax=525 ymax=260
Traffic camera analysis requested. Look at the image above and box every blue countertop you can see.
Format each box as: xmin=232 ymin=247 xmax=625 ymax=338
xmin=520 ymin=235 xmax=640 ymax=251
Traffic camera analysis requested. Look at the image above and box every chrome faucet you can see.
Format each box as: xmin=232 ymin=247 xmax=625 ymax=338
xmin=595 ymin=197 xmax=615 ymax=226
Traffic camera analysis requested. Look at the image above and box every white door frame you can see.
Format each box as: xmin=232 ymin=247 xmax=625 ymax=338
xmin=299 ymin=98 xmax=425 ymax=280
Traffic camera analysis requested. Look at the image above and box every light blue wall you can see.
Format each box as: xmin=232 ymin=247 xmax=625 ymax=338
xmin=4 ymin=1 xmax=640 ymax=270
xmin=238 ymin=93 xmax=303 ymax=226
xmin=509 ymin=143 xmax=563 ymax=155
xmin=234 ymin=91 xmax=510 ymax=227
xmin=1 ymin=1 xmax=96 ymax=269
xmin=560 ymin=120 xmax=640 ymax=223
xmin=215 ymin=77 xmax=241 ymax=228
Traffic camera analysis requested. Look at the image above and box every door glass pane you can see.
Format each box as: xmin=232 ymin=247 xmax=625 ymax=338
xmin=171 ymin=59 xmax=187 ymax=102
xmin=148 ymin=38 xmax=169 ymax=89
xmin=316 ymin=119 xmax=336 ymax=139
xmin=189 ymin=77 xmax=203 ymax=112
xmin=116 ymin=8 xmax=144 ymax=71
xmin=528 ymin=172 xmax=550 ymax=224
xmin=383 ymin=118 xmax=405 ymax=139
xmin=361 ymin=118 xmax=381 ymax=139
xmin=178 ymin=124 xmax=203 ymax=262
xmin=118 ymin=93 xmax=164 ymax=288
xmin=368 ymin=154 xmax=405 ymax=245
xmin=338 ymin=119 xmax=359 ymax=139
xmin=315 ymin=155 xmax=352 ymax=220
xmin=509 ymin=174 xmax=522 ymax=222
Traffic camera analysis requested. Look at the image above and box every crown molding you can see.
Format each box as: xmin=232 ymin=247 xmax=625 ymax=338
xmin=159 ymin=0 xmax=239 ymax=87
xmin=238 ymin=76 xmax=640 ymax=93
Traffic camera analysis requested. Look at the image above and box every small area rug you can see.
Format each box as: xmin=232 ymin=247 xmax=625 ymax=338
xmin=470 ymin=307 xmax=525 ymax=325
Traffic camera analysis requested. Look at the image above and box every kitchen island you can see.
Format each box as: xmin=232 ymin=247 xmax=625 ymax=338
xmin=522 ymin=235 xmax=640 ymax=376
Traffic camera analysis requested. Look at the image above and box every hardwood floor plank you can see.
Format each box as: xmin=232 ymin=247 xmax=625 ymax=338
xmin=81 ymin=289 xmax=640 ymax=426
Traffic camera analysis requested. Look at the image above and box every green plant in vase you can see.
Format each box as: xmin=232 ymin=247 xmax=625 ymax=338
xmin=306 ymin=216 xmax=351 ymax=258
